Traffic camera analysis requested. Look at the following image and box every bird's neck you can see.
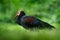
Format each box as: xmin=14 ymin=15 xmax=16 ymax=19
xmin=17 ymin=15 xmax=25 ymax=20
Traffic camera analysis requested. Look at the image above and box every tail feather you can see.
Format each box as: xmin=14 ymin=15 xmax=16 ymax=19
xmin=40 ymin=21 xmax=55 ymax=29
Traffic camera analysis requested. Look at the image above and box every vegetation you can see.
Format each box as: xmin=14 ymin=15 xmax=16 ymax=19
xmin=0 ymin=0 xmax=60 ymax=40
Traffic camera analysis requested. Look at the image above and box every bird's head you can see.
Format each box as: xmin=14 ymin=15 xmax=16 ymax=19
xmin=15 ymin=10 xmax=25 ymax=23
xmin=16 ymin=10 xmax=25 ymax=17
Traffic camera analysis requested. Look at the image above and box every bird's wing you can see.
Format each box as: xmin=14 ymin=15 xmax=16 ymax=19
xmin=24 ymin=16 xmax=35 ymax=23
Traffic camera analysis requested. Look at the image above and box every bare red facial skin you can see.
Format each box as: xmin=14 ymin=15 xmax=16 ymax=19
xmin=16 ymin=10 xmax=23 ymax=17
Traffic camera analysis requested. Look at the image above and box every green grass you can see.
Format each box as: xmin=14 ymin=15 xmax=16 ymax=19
xmin=0 ymin=0 xmax=60 ymax=40
xmin=0 ymin=22 xmax=60 ymax=40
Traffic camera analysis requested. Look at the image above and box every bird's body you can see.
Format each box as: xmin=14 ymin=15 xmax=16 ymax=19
xmin=15 ymin=10 xmax=55 ymax=29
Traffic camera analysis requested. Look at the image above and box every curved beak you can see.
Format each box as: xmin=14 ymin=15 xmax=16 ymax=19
xmin=15 ymin=10 xmax=23 ymax=19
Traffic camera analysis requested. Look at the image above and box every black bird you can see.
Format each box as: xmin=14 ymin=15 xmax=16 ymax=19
xmin=15 ymin=10 xmax=55 ymax=29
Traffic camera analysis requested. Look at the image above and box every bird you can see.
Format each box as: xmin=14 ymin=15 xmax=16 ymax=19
xmin=15 ymin=10 xmax=55 ymax=29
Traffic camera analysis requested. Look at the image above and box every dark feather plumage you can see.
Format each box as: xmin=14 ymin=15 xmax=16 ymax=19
xmin=15 ymin=10 xmax=55 ymax=29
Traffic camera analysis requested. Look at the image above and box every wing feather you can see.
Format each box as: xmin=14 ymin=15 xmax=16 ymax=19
xmin=24 ymin=17 xmax=34 ymax=22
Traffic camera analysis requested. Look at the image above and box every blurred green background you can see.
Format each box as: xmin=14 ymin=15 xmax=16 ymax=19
xmin=0 ymin=0 xmax=60 ymax=40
